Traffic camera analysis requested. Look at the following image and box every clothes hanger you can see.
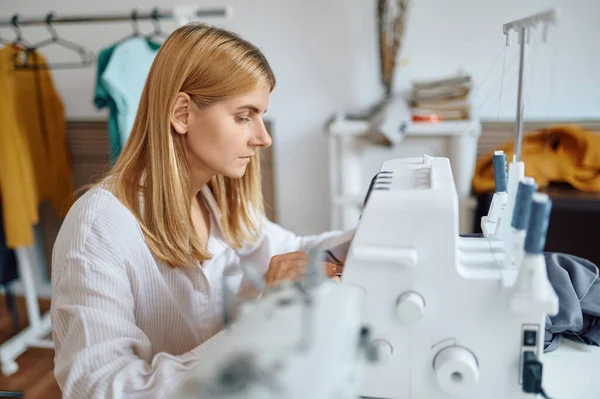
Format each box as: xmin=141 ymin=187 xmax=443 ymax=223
xmin=144 ymin=8 xmax=169 ymax=44
xmin=130 ymin=9 xmax=141 ymax=38
xmin=9 ymin=14 xmax=32 ymax=48
xmin=13 ymin=13 xmax=95 ymax=70
xmin=9 ymin=14 xmax=37 ymax=68
xmin=103 ymin=8 xmax=143 ymax=50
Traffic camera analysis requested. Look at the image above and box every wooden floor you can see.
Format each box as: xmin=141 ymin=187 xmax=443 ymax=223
xmin=0 ymin=296 xmax=61 ymax=398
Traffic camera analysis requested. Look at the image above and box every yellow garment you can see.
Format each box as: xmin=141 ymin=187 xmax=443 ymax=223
xmin=0 ymin=46 xmax=74 ymax=248
xmin=473 ymin=124 xmax=600 ymax=194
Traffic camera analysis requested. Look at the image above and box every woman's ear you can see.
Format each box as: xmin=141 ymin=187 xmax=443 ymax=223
xmin=171 ymin=92 xmax=192 ymax=135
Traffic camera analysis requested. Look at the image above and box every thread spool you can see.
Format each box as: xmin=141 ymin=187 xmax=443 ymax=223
xmin=524 ymin=193 xmax=552 ymax=254
xmin=492 ymin=151 xmax=507 ymax=193
xmin=511 ymin=177 xmax=537 ymax=230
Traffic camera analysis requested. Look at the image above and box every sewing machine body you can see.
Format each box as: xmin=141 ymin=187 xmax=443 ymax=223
xmin=172 ymin=280 xmax=367 ymax=399
xmin=171 ymin=155 xmax=557 ymax=399
xmin=342 ymin=156 xmax=554 ymax=398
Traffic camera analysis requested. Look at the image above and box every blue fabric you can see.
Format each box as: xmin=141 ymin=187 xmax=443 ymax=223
xmin=94 ymin=39 xmax=161 ymax=164
xmin=0 ymin=205 xmax=18 ymax=285
xmin=544 ymin=252 xmax=600 ymax=352
xmin=94 ymin=45 xmax=122 ymax=165
xmin=0 ymin=204 xmax=20 ymax=335
xmin=100 ymin=38 xmax=159 ymax=152
xmin=33 ymin=224 xmax=49 ymax=282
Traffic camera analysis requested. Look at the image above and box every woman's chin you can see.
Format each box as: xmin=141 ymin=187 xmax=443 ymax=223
xmin=223 ymin=166 xmax=248 ymax=179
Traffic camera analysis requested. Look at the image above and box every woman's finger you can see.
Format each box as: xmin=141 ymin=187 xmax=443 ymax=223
xmin=324 ymin=262 xmax=342 ymax=277
xmin=280 ymin=251 xmax=309 ymax=261
xmin=287 ymin=268 xmax=306 ymax=282
xmin=324 ymin=262 xmax=335 ymax=277
xmin=276 ymin=259 xmax=307 ymax=279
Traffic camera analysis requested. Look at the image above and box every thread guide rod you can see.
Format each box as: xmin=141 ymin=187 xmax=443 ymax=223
xmin=513 ymin=27 xmax=527 ymax=163
xmin=502 ymin=8 xmax=558 ymax=163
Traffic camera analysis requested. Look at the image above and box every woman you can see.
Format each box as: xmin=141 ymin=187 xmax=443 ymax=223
xmin=51 ymin=24 xmax=352 ymax=398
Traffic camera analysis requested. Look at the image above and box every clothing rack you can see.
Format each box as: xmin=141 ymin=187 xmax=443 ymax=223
xmin=0 ymin=7 xmax=230 ymax=27
xmin=0 ymin=5 xmax=231 ymax=377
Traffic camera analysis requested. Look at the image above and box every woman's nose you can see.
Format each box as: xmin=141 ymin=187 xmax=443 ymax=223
xmin=252 ymin=121 xmax=272 ymax=148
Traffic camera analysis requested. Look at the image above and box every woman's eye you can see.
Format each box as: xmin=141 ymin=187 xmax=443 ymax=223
xmin=236 ymin=115 xmax=251 ymax=123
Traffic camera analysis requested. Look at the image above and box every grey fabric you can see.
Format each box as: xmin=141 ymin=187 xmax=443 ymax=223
xmin=544 ymin=252 xmax=600 ymax=352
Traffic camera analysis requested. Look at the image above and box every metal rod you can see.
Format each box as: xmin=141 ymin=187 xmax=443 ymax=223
xmin=514 ymin=27 xmax=527 ymax=163
xmin=503 ymin=8 xmax=559 ymax=162
xmin=0 ymin=8 xmax=227 ymax=27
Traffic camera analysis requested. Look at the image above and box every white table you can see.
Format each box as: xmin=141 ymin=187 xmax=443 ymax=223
xmin=543 ymin=340 xmax=600 ymax=399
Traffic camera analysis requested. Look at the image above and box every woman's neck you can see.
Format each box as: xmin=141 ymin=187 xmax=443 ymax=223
xmin=190 ymin=165 xmax=214 ymax=193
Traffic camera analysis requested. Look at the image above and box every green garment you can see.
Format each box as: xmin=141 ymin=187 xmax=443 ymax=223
xmin=94 ymin=39 xmax=161 ymax=165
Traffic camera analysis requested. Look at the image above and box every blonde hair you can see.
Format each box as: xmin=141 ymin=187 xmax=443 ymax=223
xmin=102 ymin=23 xmax=276 ymax=268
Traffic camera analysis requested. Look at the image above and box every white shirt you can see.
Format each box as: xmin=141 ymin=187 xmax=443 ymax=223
xmin=51 ymin=186 xmax=352 ymax=399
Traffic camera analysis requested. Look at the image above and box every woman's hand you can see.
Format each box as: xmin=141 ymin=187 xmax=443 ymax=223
xmin=265 ymin=251 xmax=308 ymax=286
xmin=265 ymin=252 xmax=342 ymax=286
xmin=325 ymin=262 xmax=343 ymax=281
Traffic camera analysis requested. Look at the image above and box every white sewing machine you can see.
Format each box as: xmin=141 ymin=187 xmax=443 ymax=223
xmin=340 ymin=155 xmax=558 ymax=399
xmin=172 ymin=152 xmax=558 ymax=399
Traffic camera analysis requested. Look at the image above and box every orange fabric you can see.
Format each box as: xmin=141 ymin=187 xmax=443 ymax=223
xmin=34 ymin=53 xmax=75 ymax=216
xmin=0 ymin=46 xmax=74 ymax=248
xmin=472 ymin=124 xmax=600 ymax=194
xmin=0 ymin=46 xmax=40 ymax=247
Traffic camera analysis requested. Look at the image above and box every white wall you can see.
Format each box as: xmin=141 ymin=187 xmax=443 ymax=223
xmin=1 ymin=0 xmax=599 ymax=235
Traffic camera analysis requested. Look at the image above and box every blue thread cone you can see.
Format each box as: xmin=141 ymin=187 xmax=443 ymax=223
xmin=493 ymin=151 xmax=507 ymax=193
xmin=511 ymin=177 xmax=537 ymax=230
xmin=524 ymin=193 xmax=552 ymax=255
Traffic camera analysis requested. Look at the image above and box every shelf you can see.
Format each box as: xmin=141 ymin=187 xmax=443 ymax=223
xmin=327 ymin=116 xmax=480 ymax=138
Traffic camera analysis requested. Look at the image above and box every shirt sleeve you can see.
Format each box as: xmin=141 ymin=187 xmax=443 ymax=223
xmin=100 ymin=44 xmax=127 ymax=117
xmin=93 ymin=46 xmax=115 ymax=109
xmin=235 ymin=218 xmax=355 ymax=276
xmin=51 ymin=203 xmax=226 ymax=399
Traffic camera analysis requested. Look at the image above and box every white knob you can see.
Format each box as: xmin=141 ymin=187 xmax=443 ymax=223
xmin=434 ymin=346 xmax=479 ymax=396
xmin=372 ymin=339 xmax=393 ymax=364
xmin=396 ymin=292 xmax=425 ymax=324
